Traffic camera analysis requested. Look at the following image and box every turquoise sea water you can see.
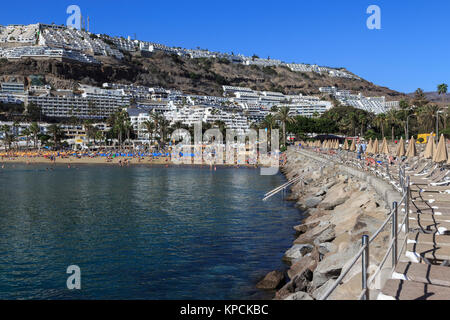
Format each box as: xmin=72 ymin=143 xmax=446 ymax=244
xmin=0 ymin=164 xmax=302 ymax=300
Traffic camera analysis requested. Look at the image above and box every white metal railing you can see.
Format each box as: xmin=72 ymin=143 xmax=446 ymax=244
xmin=320 ymin=173 xmax=410 ymax=300
xmin=263 ymin=175 xmax=303 ymax=201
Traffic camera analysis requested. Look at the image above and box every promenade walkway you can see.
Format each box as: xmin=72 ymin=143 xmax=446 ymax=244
xmin=295 ymin=141 xmax=450 ymax=300
xmin=380 ymin=182 xmax=450 ymax=300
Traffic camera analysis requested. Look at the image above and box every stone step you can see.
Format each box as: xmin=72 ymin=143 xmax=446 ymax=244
xmin=408 ymin=233 xmax=450 ymax=246
xmin=402 ymin=203 xmax=450 ymax=211
xmin=410 ymin=209 xmax=450 ymax=217
xmin=412 ymin=196 xmax=450 ymax=203
xmin=406 ymin=243 xmax=450 ymax=262
xmin=409 ymin=215 xmax=450 ymax=224
xmin=411 ymin=187 xmax=450 ymax=193
xmin=393 ymin=262 xmax=450 ymax=287
xmin=408 ymin=219 xmax=450 ymax=234
xmin=379 ymin=279 xmax=450 ymax=300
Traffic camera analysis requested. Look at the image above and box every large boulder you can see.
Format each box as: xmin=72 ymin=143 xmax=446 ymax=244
xmin=349 ymin=214 xmax=381 ymax=241
xmin=275 ymin=269 xmax=313 ymax=300
xmin=294 ymin=223 xmax=332 ymax=245
xmin=256 ymin=271 xmax=285 ymax=290
xmin=318 ymin=196 xmax=350 ymax=210
xmin=302 ymin=196 xmax=323 ymax=209
xmin=317 ymin=242 xmax=338 ymax=256
xmin=284 ymin=292 xmax=314 ymax=300
xmin=287 ymin=255 xmax=317 ymax=279
xmin=311 ymin=279 xmax=337 ymax=300
xmin=313 ymin=224 xmax=336 ymax=245
xmin=293 ymin=221 xmax=320 ymax=234
xmin=312 ymin=243 xmax=359 ymax=288
xmin=283 ymin=244 xmax=314 ymax=263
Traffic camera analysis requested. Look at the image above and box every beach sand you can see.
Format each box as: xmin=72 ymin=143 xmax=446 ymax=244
xmin=0 ymin=155 xmax=265 ymax=168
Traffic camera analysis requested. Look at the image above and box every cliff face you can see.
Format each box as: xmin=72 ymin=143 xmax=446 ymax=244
xmin=0 ymin=52 xmax=405 ymax=98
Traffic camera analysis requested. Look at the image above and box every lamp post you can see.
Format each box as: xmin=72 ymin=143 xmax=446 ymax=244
xmin=436 ymin=108 xmax=447 ymax=141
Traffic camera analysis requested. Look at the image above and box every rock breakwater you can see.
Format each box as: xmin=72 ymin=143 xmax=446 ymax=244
xmin=265 ymin=147 xmax=400 ymax=300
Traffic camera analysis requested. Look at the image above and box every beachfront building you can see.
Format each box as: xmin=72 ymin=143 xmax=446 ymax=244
xmin=319 ymin=86 xmax=398 ymax=115
xmin=284 ymin=100 xmax=333 ymax=118
xmin=26 ymin=85 xmax=130 ymax=119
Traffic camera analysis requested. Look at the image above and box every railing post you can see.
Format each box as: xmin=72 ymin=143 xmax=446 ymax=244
xmin=361 ymin=235 xmax=369 ymax=300
xmin=392 ymin=202 xmax=398 ymax=268
xmin=405 ymin=176 xmax=410 ymax=234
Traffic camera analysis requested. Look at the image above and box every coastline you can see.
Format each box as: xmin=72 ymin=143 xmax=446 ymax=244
xmin=0 ymin=156 xmax=262 ymax=168
xmin=258 ymin=147 xmax=398 ymax=300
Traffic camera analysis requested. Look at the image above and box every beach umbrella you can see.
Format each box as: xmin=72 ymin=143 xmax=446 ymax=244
xmin=372 ymin=139 xmax=379 ymax=155
xmin=381 ymin=138 xmax=390 ymax=155
xmin=433 ymin=134 xmax=448 ymax=163
xmin=406 ymin=136 xmax=417 ymax=158
xmin=366 ymin=139 xmax=373 ymax=154
xmin=350 ymin=139 xmax=356 ymax=152
xmin=343 ymin=139 xmax=349 ymax=150
xmin=424 ymin=135 xmax=436 ymax=159
xmin=335 ymin=140 xmax=340 ymax=149
xmin=396 ymin=137 xmax=406 ymax=157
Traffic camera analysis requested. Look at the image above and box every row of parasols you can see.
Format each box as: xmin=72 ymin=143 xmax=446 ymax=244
xmin=301 ymin=134 xmax=450 ymax=165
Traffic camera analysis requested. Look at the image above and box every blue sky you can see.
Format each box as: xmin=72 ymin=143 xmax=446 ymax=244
xmin=1 ymin=0 xmax=448 ymax=93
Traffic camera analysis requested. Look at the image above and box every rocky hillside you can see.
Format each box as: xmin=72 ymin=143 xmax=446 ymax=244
xmin=0 ymin=52 xmax=404 ymax=99
xmin=407 ymin=91 xmax=450 ymax=105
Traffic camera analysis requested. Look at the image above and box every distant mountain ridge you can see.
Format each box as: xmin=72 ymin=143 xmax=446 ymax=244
xmin=407 ymin=91 xmax=450 ymax=104
xmin=0 ymin=23 xmax=405 ymax=99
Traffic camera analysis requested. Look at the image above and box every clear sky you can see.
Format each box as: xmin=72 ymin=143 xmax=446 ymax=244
xmin=1 ymin=0 xmax=448 ymax=94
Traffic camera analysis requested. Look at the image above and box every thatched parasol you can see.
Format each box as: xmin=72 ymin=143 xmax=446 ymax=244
xmin=396 ymin=137 xmax=406 ymax=157
xmin=433 ymin=134 xmax=448 ymax=163
xmin=405 ymin=137 xmax=417 ymax=158
xmin=381 ymin=137 xmax=390 ymax=155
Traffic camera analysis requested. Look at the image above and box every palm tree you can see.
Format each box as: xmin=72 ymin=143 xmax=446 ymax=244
xmin=29 ymin=122 xmax=40 ymax=150
xmin=374 ymin=113 xmax=387 ymax=138
xmin=22 ymin=128 xmax=31 ymax=150
xmin=47 ymin=124 xmax=63 ymax=149
xmin=387 ymin=109 xmax=399 ymax=142
xmin=142 ymin=120 xmax=155 ymax=143
xmin=412 ymin=88 xmax=428 ymax=108
xmin=349 ymin=112 xmax=358 ymax=136
xmin=1 ymin=125 xmax=10 ymax=150
xmin=418 ymin=104 xmax=444 ymax=132
xmin=437 ymin=83 xmax=448 ymax=129
xmin=438 ymin=83 xmax=448 ymax=101
xmin=84 ymin=122 xmax=95 ymax=144
xmin=108 ymin=110 xmax=129 ymax=149
xmin=261 ymin=114 xmax=277 ymax=148
xmin=4 ymin=134 xmax=15 ymax=151
xmin=276 ymin=106 xmax=293 ymax=147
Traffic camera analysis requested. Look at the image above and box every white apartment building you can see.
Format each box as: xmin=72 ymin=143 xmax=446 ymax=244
xmin=284 ymin=100 xmax=333 ymax=118
xmin=1 ymin=82 xmax=25 ymax=93
xmin=0 ymin=24 xmax=39 ymax=43
xmin=243 ymin=58 xmax=282 ymax=67
xmin=0 ymin=46 xmax=99 ymax=64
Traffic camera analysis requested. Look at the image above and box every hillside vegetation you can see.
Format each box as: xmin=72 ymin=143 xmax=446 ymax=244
xmin=0 ymin=52 xmax=404 ymax=98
